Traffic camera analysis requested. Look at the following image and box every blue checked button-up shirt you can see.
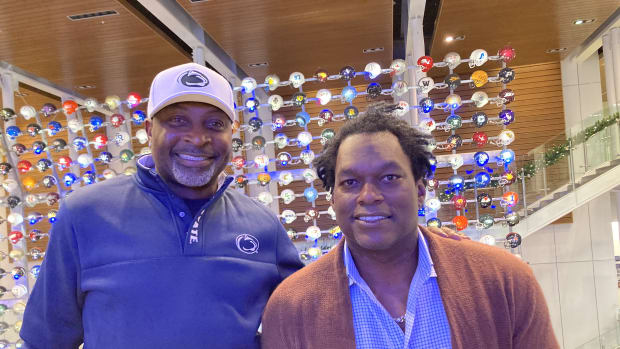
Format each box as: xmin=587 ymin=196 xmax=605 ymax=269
xmin=344 ymin=230 xmax=452 ymax=349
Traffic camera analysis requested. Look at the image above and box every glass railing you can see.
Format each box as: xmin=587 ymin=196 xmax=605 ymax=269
xmin=574 ymin=325 xmax=620 ymax=349
xmin=514 ymin=105 xmax=620 ymax=233
xmin=469 ymin=105 xmax=620 ymax=251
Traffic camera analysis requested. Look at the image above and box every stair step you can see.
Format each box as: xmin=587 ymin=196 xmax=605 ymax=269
xmin=578 ymin=175 xmax=596 ymax=185
xmin=520 ymin=154 xmax=620 ymax=235
xmin=595 ymin=166 xmax=611 ymax=175
xmin=540 ymin=200 xmax=554 ymax=207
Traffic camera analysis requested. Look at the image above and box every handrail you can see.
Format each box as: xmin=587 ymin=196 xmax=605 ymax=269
xmin=509 ymin=105 xmax=620 ymax=238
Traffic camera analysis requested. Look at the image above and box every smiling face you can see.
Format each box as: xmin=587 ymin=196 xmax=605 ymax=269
xmin=333 ymin=132 xmax=426 ymax=253
xmin=146 ymin=102 xmax=232 ymax=199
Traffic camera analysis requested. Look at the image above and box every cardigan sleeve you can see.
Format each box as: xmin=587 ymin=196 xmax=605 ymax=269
xmin=261 ymin=287 xmax=298 ymax=349
xmin=512 ymin=263 xmax=560 ymax=349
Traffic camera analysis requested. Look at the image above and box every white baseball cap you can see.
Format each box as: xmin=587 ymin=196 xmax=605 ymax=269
xmin=147 ymin=62 xmax=236 ymax=121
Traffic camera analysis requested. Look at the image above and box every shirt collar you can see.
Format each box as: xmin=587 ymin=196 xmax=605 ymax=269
xmin=344 ymin=227 xmax=437 ymax=287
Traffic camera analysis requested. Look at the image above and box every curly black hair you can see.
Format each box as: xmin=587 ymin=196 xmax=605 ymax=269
xmin=313 ymin=103 xmax=433 ymax=193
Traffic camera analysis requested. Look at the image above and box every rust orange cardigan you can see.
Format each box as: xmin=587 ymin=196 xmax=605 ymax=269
xmin=262 ymin=226 xmax=559 ymax=349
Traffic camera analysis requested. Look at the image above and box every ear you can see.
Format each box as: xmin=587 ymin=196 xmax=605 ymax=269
xmin=416 ymin=178 xmax=426 ymax=207
xmin=145 ymin=119 xmax=153 ymax=138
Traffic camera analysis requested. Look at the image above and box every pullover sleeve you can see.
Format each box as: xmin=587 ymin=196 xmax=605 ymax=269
xmin=274 ymin=223 xmax=304 ymax=282
xmin=20 ymin=202 xmax=84 ymax=348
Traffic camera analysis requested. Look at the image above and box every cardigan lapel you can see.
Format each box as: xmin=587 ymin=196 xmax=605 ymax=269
xmin=319 ymin=230 xmax=493 ymax=349
xmin=313 ymin=239 xmax=356 ymax=349
xmin=421 ymin=226 xmax=485 ymax=349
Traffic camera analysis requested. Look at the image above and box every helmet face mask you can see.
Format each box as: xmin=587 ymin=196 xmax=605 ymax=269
xmin=498 ymin=129 xmax=515 ymax=145
xmin=418 ymin=77 xmax=435 ymax=94
xmin=265 ymin=74 xmax=280 ymax=91
xmin=498 ymin=68 xmax=515 ymax=84
xmin=471 ymin=70 xmax=488 ymax=88
xmin=444 ymin=52 xmax=461 ymax=70
xmin=415 ymin=56 xmax=433 ymax=73
xmin=391 ymin=81 xmax=408 ymax=97
xmin=268 ymin=95 xmax=284 ymax=111
xmin=499 ymin=46 xmax=516 ymax=63
xmin=444 ymin=74 xmax=461 ymax=90
xmin=289 ymin=72 xmax=305 ymax=88
xmin=364 ymin=62 xmax=382 ymax=79
xmin=468 ymin=49 xmax=488 ymax=68
xmin=339 ymin=66 xmax=356 ymax=81
xmin=241 ymin=77 xmax=257 ymax=94
xmin=392 ymin=59 xmax=408 ymax=75
xmin=472 ymin=91 xmax=489 ymax=108
xmin=445 ymin=94 xmax=462 ymax=110
xmin=419 ymin=97 xmax=434 ymax=113
xmin=316 ymin=89 xmax=331 ymax=105
xmin=499 ymin=89 xmax=515 ymax=104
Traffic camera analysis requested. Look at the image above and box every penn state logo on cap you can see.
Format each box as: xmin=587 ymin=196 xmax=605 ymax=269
xmin=178 ymin=69 xmax=210 ymax=88
xmin=236 ymin=234 xmax=259 ymax=254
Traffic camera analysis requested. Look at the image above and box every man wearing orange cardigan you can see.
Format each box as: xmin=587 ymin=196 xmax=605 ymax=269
xmin=261 ymin=105 xmax=559 ymax=348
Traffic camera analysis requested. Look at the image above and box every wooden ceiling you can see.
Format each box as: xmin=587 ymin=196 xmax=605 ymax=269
xmin=177 ymin=0 xmax=394 ymax=82
xmin=0 ymin=0 xmax=189 ymax=102
xmin=431 ymin=0 xmax=619 ymax=66
xmin=0 ymin=1 xmax=615 ymax=103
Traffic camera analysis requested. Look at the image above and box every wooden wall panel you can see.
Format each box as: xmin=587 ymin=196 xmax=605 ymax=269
xmin=261 ymin=61 xmax=571 ymax=239
xmin=431 ymin=0 xmax=618 ymax=67
xmin=0 ymin=1 xmax=189 ymax=102
xmin=178 ymin=0 xmax=393 ymax=83
xmin=263 ymin=82 xmax=391 ymax=237
xmin=2 ymin=60 xmax=572 ymax=259
xmin=429 ymin=61 xmax=571 ymax=225
xmin=2 ymin=85 xmax=63 ymax=263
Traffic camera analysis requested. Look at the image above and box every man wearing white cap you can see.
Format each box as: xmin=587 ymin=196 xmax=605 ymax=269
xmin=20 ymin=63 xmax=304 ymax=348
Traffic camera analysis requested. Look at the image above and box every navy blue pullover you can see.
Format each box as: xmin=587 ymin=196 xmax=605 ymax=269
xmin=20 ymin=155 xmax=303 ymax=348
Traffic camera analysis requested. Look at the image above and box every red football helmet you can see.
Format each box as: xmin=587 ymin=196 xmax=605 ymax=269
xmin=417 ymin=56 xmax=434 ymax=72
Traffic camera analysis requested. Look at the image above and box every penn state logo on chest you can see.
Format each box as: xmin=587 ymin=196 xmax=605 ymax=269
xmin=236 ymin=234 xmax=259 ymax=254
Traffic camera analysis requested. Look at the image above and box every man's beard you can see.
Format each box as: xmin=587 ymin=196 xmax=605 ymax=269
xmin=171 ymin=159 xmax=218 ymax=187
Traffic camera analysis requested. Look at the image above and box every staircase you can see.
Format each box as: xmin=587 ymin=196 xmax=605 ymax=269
xmin=512 ymin=110 xmax=620 ymax=238
xmin=514 ymin=157 xmax=620 ymax=238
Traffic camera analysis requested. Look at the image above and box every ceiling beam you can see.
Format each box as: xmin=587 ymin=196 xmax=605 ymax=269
xmin=0 ymin=61 xmax=113 ymax=116
xmin=397 ymin=0 xmax=426 ymax=126
xmin=128 ymin=0 xmax=250 ymax=85
xmin=405 ymin=0 xmax=426 ymax=62
xmin=573 ymin=7 xmax=620 ymax=63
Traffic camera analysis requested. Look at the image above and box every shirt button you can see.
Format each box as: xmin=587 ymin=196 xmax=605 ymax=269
xmin=179 ymin=211 xmax=186 ymax=218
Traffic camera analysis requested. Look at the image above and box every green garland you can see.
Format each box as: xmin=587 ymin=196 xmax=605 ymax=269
xmin=435 ymin=113 xmax=618 ymax=202
xmin=520 ymin=112 xmax=620 ymax=179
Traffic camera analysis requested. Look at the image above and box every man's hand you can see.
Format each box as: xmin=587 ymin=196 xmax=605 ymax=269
xmin=425 ymin=226 xmax=471 ymax=241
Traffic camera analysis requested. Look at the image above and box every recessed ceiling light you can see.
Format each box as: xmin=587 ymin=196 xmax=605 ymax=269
xmin=67 ymin=10 xmax=118 ymax=21
xmin=247 ymin=62 xmax=268 ymax=68
xmin=76 ymin=84 xmax=96 ymax=89
xmin=445 ymin=35 xmax=465 ymax=43
xmin=363 ymin=47 xmax=385 ymax=53
xmin=573 ymin=18 xmax=595 ymax=25
xmin=545 ymin=48 xmax=567 ymax=53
